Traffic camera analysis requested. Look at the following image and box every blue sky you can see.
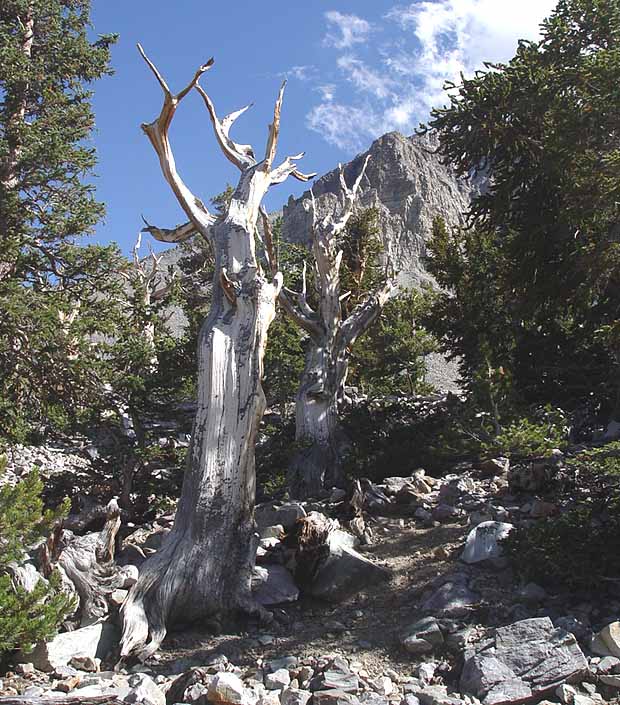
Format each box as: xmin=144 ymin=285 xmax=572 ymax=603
xmin=89 ymin=0 xmax=557 ymax=255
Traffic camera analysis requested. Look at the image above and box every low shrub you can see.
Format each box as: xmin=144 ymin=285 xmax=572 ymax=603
xmin=0 ymin=459 xmax=75 ymax=657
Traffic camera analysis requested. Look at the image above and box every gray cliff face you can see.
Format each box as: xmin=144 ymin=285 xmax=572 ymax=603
xmin=282 ymin=131 xmax=474 ymax=288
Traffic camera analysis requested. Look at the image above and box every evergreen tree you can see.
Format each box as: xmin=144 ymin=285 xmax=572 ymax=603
xmin=0 ymin=457 xmax=74 ymax=657
xmin=423 ymin=0 xmax=620 ymax=421
xmin=349 ymin=289 xmax=438 ymax=397
xmin=0 ymin=0 xmax=121 ymax=440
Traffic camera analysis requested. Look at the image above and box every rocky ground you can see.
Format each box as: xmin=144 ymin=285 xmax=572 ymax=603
xmin=2 ymin=435 xmax=620 ymax=705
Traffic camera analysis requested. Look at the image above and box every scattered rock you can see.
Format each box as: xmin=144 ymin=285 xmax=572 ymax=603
xmin=421 ymin=574 xmax=479 ymax=617
xmin=256 ymin=502 xmax=306 ymax=531
xmin=253 ymin=565 xmax=299 ymax=606
xmin=402 ymin=617 xmax=444 ymax=655
xmin=555 ymin=683 xmax=577 ymax=704
xmin=460 ymin=522 xmax=514 ymax=564
xmin=460 ymin=617 xmax=588 ymax=703
xmin=126 ymin=673 xmax=166 ymax=705
xmin=166 ymin=667 xmax=212 ymax=704
xmin=307 ymin=530 xmax=390 ymax=602
xmin=591 ymin=622 xmax=620 ymax=658
xmin=265 ymin=668 xmax=291 ymax=690
xmin=460 ymin=655 xmax=531 ymax=703
xmin=208 ymin=672 xmax=251 ymax=705
xmin=281 ymin=688 xmax=312 ymax=705
xmin=15 ymin=663 xmax=35 ymax=676
xmin=313 ymin=690 xmax=361 ymax=705
xmin=479 ymin=458 xmax=509 ymax=479
xmin=20 ymin=620 xmax=118 ymax=672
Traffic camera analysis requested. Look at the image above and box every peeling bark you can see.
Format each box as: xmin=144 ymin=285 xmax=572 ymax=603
xmin=41 ymin=499 xmax=122 ymax=626
xmin=119 ymin=48 xmax=314 ymax=660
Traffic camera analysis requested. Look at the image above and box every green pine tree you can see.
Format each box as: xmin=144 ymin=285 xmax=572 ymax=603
xmin=0 ymin=0 xmax=122 ymax=441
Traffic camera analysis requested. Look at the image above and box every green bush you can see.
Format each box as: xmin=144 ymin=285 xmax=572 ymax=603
xmin=0 ymin=459 xmax=75 ymax=657
xmin=482 ymin=406 xmax=569 ymax=459
xmin=503 ymin=440 xmax=620 ymax=591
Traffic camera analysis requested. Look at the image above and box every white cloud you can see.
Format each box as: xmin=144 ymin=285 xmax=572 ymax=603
xmin=306 ymin=101 xmax=384 ymax=152
xmin=316 ymin=83 xmax=337 ymax=102
xmin=385 ymin=0 xmax=558 ymax=108
xmin=308 ymin=0 xmax=557 ymax=151
xmin=324 ymin=11 xmax=372 ymax=49
xmin=337 ymin=55 xmax=394 ymax=99
xmin=287 ymin=65 xmax=314 ymax=81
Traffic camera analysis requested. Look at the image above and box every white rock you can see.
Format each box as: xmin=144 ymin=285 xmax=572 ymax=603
xmin=125 ymin=674 xmax=166 ymax=705
xmin=20 ymin=621 xmax=118 ymax=673
xmin=592 ymin=622 xmax=620 ymax=658
xmin=265 ymin=669 xmax=291 ymax=690
xmin=460 ymin=521 xmax=514 ymax=564
xmin=208 ymin=672 xmax=253 ymax=705
xmin=556 ymin=683 xmax=577 ymax=704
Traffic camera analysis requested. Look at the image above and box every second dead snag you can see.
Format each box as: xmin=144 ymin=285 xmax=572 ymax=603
xmin=262 ymin=159 xmax=395 ymax=500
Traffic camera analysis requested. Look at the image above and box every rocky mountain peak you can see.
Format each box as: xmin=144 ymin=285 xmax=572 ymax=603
xmin=282 ymin=131 xmax=476 ymax=287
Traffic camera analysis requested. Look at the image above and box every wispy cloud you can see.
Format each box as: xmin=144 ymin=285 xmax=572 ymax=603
xmin=324 ymin=11 xmax=372 ymax=49
xmin=336 ymin=55 xmax=394 ymax=99
xmin=308 ymin=0 xmax=557 ymax=152
xmin=287 ymin=65 xmax=314 ymax=81
xmin=306 ymin=101 xmax=384 ymax=152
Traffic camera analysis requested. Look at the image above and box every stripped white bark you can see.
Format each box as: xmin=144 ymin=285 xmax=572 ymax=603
xmin=263 ymin=160 xmax=395 ymax=499
xmin=119 ymin=47 xmax=314 ymax=660
xmin=41 ymin=499 xmax=122 ymax=626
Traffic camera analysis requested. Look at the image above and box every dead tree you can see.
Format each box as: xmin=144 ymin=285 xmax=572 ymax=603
xmin=262 ymin=159 xmax=394 ymax=499
xmin=119 ymin=46 xmax=314 ymax=660
xmin=41 ymin=499 xmax=122 ymax=626
xmin=120 ymin=231 xmax=173 ymax=372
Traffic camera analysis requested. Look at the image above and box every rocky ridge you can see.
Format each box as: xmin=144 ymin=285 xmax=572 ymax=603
xmin=281 ymin=132 xmax=476 ymax=289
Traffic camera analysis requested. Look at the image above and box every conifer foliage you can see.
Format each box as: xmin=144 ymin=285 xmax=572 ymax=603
xmin=0 ymin=457 xmax=74 ymax=657
xmin=423 ymin=0 xmax=620 ymax=421
xmin=0 ymin=0 xmax=122 ymax=440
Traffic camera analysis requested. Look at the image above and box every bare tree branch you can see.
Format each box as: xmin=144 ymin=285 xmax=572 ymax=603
xmin=141 ymin=215 xmax=205 ymax=243
xmin=194 ymin=84 xmax=256 ymax=171
xmin=259 ymin=207 xmax=321 ymax=337
xmin=137 ymin=44 xmax=215 ymax=235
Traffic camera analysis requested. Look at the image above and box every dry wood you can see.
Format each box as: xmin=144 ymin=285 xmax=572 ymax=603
xmin=41 ymin=499 xmax=122 ymax=625
xmin=263 ymin=159 xmax=395 ymax=498
xmin=119 ymin=46 xmax=314 ymax=660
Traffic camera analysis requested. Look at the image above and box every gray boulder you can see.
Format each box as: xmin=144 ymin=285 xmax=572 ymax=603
xmin=280 ymin=688 xmax=312 ymax=705
xmin=255 ymin=502 xmax=306 ymax=531
xmin=308 ymin=531 xmax=390 ymax=602
xmin=19 ymin=620 xmax=118 ymax=673
xmin=460 ymin=617 xmax=589 ymax=703
xmin=253 ymin=565 xmax=299 ymax=606
xmin=313 ymin=691 xmax=361 ymax=705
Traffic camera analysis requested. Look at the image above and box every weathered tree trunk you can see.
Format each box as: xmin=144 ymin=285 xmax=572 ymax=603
xmin=289 ymin=335 xmax=350 ymax=497
xmin=41 ymin=499 xmax=122 ymax=626
xmin=119 ymin=47 xmax=313 ymax=660
xmin=262 ymin=162 xmax=394 ymax=499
